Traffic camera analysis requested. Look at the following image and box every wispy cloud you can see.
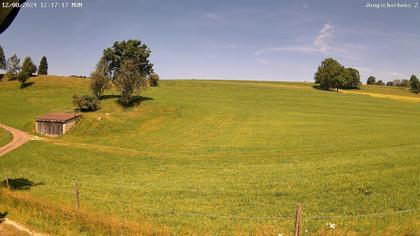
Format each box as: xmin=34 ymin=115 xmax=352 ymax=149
xmin=255 ymin=23 xmax=338 ymax=56
xmin=254 ymin=23 xmax=363 ymax=62
xmin=314 ymin=23 xmax=334 ymax=53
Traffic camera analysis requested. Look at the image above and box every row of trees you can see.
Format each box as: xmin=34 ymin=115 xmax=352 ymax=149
xmin=316 ymin=61 xmax=419 ymax=95
xmin=366 ymin=76 xmax=385 ymax=86
xmin=0 ymin=45 xmax=48 ymax=88
xmin=366 ymin=74 xmax=420 ymax=93
xmin=314 ymin=58 xmax=361 ymax=91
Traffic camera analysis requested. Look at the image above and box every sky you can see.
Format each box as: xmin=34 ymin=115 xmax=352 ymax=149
xmin=0 ymin=0 xmax=419 ymax=82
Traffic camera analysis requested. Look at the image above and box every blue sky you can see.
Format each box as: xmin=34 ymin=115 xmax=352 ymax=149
xmin=1 ymin=0 xmax=419 ymax=82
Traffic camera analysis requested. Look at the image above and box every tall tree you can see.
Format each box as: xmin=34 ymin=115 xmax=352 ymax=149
xmin=114 ymin=59 xmax=147 ymax=105
xmin=409 ymin=74 xmax=420 ymax=93
xmin=21 ymin=56 xmax=37 ymax=76
xmin=102 ymin=39 xmax=153 ymax=80
xmin=367 ymin=76 xmax=376 ymax=85
xmin=6 ymin=54 xmax=20 ymax=80
xmin=38 ymin=56 xmax=48 ymax=75
xmin=0 ymin=45 xmax=6 ymax=70
xmin=90 ymin=57 xmax=111 ymax=99
xmin=340 ymin=67 xmax=360 ymax=89
xmin=314 ymin=58 xmax=343 ymax=91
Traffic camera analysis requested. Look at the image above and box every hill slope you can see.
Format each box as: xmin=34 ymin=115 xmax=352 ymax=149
xmin=0 ymin=76 xmax=419 ymax=235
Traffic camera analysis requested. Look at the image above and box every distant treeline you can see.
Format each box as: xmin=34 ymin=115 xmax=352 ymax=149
xmin=366 ymin=75 xmax=420 ymax=93
xmin=314 ymin=58 xmax=419 ymax=94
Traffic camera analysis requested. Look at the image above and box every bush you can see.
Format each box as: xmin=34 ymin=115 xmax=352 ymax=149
xmin=72 ymin=95 xmax=100 ymax=112
xmin=149 ymin=73 xmax=159 ymax=86
xmin=386 ymin=81 xmax=394 ymax=86
xmin=377 ymin=80 xmax=385 ymax=85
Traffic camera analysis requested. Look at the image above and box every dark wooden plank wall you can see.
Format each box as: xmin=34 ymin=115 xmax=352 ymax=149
xmin=36 ymin=121 xmax=63 ymax=136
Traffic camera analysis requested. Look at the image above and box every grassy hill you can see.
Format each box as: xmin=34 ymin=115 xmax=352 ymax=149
xmin=0 ymin=128 xmax=11 ymax=147
xmin=0 ymin=76 xmax=419 ymax=235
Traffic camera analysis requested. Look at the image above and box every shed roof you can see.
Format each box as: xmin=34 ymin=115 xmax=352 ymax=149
xmin=36 ymin=112 xmax=81 ymax=123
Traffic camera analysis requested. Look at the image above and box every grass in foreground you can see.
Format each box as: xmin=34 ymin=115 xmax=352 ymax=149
xmin=0 ymin=76 xmax=419 ymax=235
xmin=0 ymin=128 xmax=12 ymax=147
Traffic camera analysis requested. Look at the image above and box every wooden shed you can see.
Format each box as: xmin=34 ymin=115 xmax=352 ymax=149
xmin=35 ymin=112 xmax=81 ymax=136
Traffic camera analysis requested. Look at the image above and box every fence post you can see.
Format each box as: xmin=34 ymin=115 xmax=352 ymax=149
xmin=5 ymin=176 xmax=10 ymax=190
xmin=294 ymin=204 xmax=303 ymax=236
xmin=74 ymin=181 xmax=80 ymax=209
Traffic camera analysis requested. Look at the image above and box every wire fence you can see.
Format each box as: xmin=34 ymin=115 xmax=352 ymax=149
xmin=2 ymin=177 xmax=419 ymax=222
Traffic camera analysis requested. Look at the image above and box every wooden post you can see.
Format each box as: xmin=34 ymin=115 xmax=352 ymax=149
xmin=74 ymin=182 xmax=80 ymax=209
xmin=5 ymin=176 xmax=10 ymax=190
xmin=294 ymin=204 xmax=303 ymax=236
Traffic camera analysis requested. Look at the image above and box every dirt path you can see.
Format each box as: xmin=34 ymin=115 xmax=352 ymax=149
xmin=0 ymin=124 xmax=49 ymax=236
xmin=0 ymin=124 xmax=32 ymax=156
xmin=0 ymin=218 xmax=49 ymax=236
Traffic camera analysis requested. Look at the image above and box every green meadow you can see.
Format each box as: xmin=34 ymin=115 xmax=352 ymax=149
xmin=0 ymin=127 xmax=11 ymax=147
xmin=0 ymin=76 xmax=419 ymax=235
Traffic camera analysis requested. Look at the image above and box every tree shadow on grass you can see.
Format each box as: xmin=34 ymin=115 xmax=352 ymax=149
xmin=100 ymin=94 xmax=120 ymax=100
xmin=117 ymin=96 xmax=154 ymax=108
xmin=1 ymin=178 xmax=44 ymax=190
xmin=101 ymin=94 xmax=154 ymax=108
xmin=312 ymin=84 xmax=337 ymax=92
xmin=20 ymin=81 xmax=35 ymax=89
xmin=312 ymin=84 xmax=360 ymax=92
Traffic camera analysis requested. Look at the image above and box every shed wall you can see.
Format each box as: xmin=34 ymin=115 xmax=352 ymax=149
xmin=36 ymin=121 xmax=63 ymax=136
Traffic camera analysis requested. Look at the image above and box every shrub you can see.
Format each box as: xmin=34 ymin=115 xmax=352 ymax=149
xmin=72 ymin=95 xmax=100 ymax=112
xmin=386 ymin=81 xmax=394 ymax=86
xmin=149 ymin=73 xmax=159 ymax=87
xmin=376 ymin=80 xmax=385 ymax=85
